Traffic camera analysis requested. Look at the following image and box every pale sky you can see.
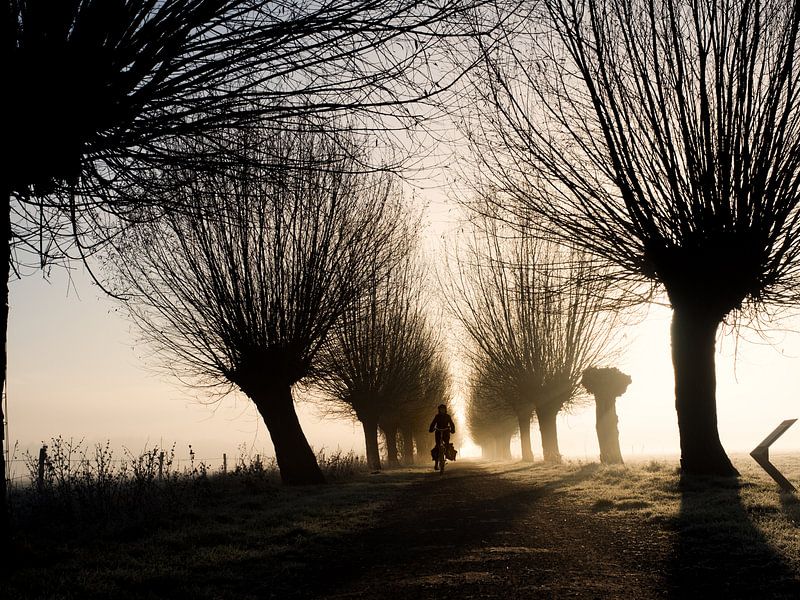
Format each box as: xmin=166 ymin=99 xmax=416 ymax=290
xmin=5 ymin=201 xmax=800 ymax=480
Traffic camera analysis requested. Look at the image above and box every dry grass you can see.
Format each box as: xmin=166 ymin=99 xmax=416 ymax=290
xmin=493 ymin=453 xmax=800 ymax=572
xmin=5 ymin=441 xmax=418 ymax=600
xmin=7 ymin=466 xmax=424 ymax=599
xmin=6 ymin=452 xmax=800 ymax=599
xmin=10 ymin=437 xmax=370 ymax=536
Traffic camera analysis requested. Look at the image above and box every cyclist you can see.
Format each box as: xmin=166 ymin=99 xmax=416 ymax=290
xmin=429 ymin=403 xmax=456 ymax=470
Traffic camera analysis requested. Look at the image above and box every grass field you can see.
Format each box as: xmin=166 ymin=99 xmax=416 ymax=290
xmin=5 ymin=454 xmax=800 ymax=599
xmin=521 ymin=455 xmax=800 ymax=584
xmin=506 ymin=453 xmax=800 ymax=568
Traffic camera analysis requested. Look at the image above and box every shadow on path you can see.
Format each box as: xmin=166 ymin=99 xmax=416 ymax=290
xmin=253 ymin=461 xmax=605 ymax=599
xmin=315 ymin=461 xmax=640 ymax=599
xmin=667 ymin=476 xmax=800 ymax=599
xmin=310 ymin=462 xmax=548 ymax=598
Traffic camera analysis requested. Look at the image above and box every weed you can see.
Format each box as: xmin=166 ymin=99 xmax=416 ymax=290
xmin=315 ymin=448 xmax=369 ymax=480
xmin=10 ymin=438 xmax=369 ymax=540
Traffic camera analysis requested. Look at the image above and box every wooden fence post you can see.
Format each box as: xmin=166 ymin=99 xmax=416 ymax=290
xmin=158 ymin=451 xmax=164 ymax=481
xmin=222 ymin=453 xmax=227 ymax=474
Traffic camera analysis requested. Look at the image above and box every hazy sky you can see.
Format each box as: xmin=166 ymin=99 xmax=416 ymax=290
xmin=6 ymin=202 xmax=800 ymax=479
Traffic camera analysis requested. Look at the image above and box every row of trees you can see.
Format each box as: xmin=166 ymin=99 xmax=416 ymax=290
xmin=315 ymin=225 xmax=451 ymax=471
xmin=466 ymin=374 xmax=517 ymax=460
xmin=446 ymin=212 xmax=618 ymax=463
xmin=459 ymin=0 xmax=800 ymax=476
xmin=3 ymin=0 xmax=487 ymax=535
xmin=6 ymin=2 xmax=800 ymax=553
xmin=467 ymin=365 xmax=633 ymax=465
xmin=107 ymin=124 xmax=448 ymax=482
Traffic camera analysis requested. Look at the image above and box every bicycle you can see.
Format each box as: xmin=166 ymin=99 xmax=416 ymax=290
xmin=434 ymin=427 xmax=451 ymax=475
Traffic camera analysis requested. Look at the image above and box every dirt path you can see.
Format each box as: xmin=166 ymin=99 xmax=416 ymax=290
xmin=278 ymin=461 xmax=666 ymax=599
xmin=266 ymin=460 xmax=800 ymax=600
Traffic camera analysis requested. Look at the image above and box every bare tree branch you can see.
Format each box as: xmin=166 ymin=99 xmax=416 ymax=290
xmin=444 ymin=206 xmax=617 ymax=462
xmin=105 ymin=123 xmax=404 ymax=484
xmin=463 ymin=0 xmax=800 ymax=476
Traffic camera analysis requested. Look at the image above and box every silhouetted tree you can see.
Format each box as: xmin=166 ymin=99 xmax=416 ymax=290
xmin=466 ymin=0 xmax=800 ymax=476
xmin=107 ymin=125 xmax=403 ymax=484
xmin=582 ymin=367 xmax=632 ymax=465
xmin=466 ymin=372 xmax=518 ymax=460
xmin=445 ymin=219 xmax=534 ymax=460
xmin=316 ymin=239 xmax=439 ymax=471
xmin=446 ymin=213 xmax=616 ymax=462
xmin=410 ymin=353 xmax=452 ymax=464
xmin=2 ymin=0 xmax=482 ymax=533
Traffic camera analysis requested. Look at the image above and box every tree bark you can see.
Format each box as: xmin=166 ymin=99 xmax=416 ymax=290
xmin=517 ymin=411 xmax=534 ymax=462
xmin=400 ymin=425 xmax=414 ymax=465
xmin=251 ymin=384 xmax=325 ymax=484
xmin=413 ymin=427 xmax=429 ymax=464
xmin=0 ymin=190 xmax=9 ymax=541
xmin=595 ymin=394 xmax=623 ymax=464
xmin=362 ymin=417 xmax=381 ymax=471
xmin=382 ymin=423 xmax=400 ymax=467
xmin=481 ymin=440 xmax=494 ymax=460
xmin=496 ymin=433 xmax=512 ymax=460
xmin=536 ymin=405 xmax=562 ymax=463
xmin=671 ymin=306 xmax=738 ymax=476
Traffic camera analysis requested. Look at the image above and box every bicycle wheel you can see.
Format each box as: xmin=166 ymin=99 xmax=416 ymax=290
xmin=439 ymin=443 xmax=446 ymax=474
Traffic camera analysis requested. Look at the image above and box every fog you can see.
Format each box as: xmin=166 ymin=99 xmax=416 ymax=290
xmin=7 ymin=257 xmax=800 ymax=477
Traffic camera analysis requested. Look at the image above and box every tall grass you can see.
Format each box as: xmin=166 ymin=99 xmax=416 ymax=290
xmin=9 ymin=437 xmax=369 ymax=538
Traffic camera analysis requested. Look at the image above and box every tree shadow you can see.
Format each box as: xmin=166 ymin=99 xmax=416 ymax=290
xmin=667 ymin=475 xmax=800 ymax=599
xmin=213 ymin=462 xmax=603 ymax=599
xmin=780 ymin=491 xmax=800 ymax=526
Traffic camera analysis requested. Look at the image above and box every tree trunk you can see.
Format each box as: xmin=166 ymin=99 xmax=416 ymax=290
xmin=496 ymin=433 xmax=512 ymax=460
xmin=481 ymin=440 xmax=493 ymax=460
xmin=483 ymin=437 xmax=496 ymax=460
xmin=413 ymin=427 xmax=429 ymax=464
xmin=382 ymin=423 xmax=400 ymax=467
xmin=251 ymin=384 xmax=325 ymax=484
xmin=362 ymin=417 xmax=381 ymax=471
xmin=595 ymin=394 xmax=623 ymax=464
xmin=671 ymin=306 xmax=738 ymax=476
xmin=517 ymin=412 xmax=534 ymax=462
xmin=536 ymin=405 xmax=562 ymax=463
xmin=0 ymin=192 xmax=8 ymax=540
xmin=400 ymin=425 xmax=414 ymax=465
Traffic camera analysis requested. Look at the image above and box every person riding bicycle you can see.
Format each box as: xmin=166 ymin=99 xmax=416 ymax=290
xmin=429 ymin=403 xmax=455 ymax=470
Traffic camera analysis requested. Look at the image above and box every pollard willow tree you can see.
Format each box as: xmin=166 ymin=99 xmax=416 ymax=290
xmin=446 ymin=214 xmax=616 ymax=462
xmin=581 ymin=367 xmax=632 ymax=464
xmin=445 ymin=220 xmax=537 ymax=461
xmin=466 ymin=0 xmax=800 ymax=475
xmin=466 ymin=369 xmax=519 ymax=460
xmin=316 ymin=245 xmax=440 ymax=471
xmin=2 ymin=0 xmax=480 ymax=532
xmin=468 ymin=347 xmax=535 ymax=460
xmin=107 ymin=125 xmax=404 ymax=484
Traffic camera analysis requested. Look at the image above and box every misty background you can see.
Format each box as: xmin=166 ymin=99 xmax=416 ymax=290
xmin=9 ymin=199 xmax=800 ymax=470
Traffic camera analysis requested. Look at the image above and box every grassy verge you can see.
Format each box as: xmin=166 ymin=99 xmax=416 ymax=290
xmin=8 ymin=465 xmax=426 ymax=600
xmin=6 ymin=438 xmax=394 ymax=599
xmin=493 ymin=454 xmax=800 ymax=577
